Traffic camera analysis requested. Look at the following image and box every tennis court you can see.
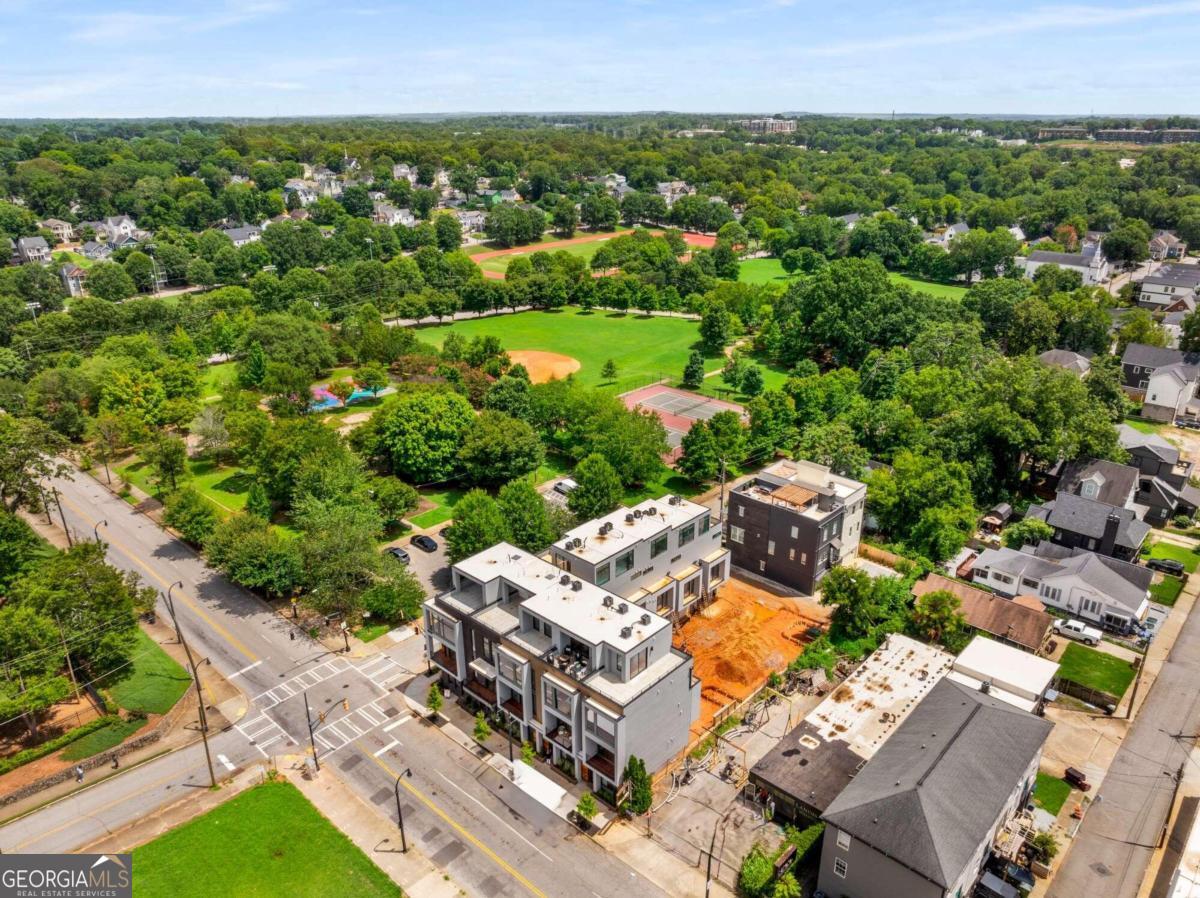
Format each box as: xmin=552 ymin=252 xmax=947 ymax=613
xmin=620 ymin=383 xmax=746 ymax=459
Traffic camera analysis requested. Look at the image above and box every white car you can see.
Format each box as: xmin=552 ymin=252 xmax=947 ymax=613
xmin=553 ymin=478 xmax=578 ymax=496
xmin=1053 ymin=618 xmax=1102 ymax=646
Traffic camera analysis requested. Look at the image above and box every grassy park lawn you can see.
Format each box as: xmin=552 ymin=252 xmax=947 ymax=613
xmin=689 ymin=355 xmax=792 ymax=402
xmin=106 ymin=629 xmax=191 ymax=715
xmin=737 ymin=258 xmax=796 ymax=286
xmin=1033 ymin=772 xmax=1072 ymax=816
xmin=622 ymin=465 xmax=705 ymax=505
xmin=410 ymin=454 xmax=575 ymax=529
xmin=889 ymin=273 xmax=968 ymax=300
xmin=1147 ymin=541 xmax=1200 ymax=573
xmin=418 ymin=307 xmax=720 ymax=388
xmin=475 ymin=237 xmax=613 ymax=274
xmin=1058 ymin=643 xmax=1137 ymax=698
xmin=132 ymin=781 xmax=401 ymax=898
xmin=1150 ymin=574 xmax=1185 ymax=607
xmin=200 ymin=361 xmax=238 ymax=402
xmin=120 ymin=458 xmax=252 ymax=516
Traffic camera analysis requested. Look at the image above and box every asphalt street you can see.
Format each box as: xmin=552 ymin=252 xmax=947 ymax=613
xmin=0 ymin=466 xmax=665 ymax=898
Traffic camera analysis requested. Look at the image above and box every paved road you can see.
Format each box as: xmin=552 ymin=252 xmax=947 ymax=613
xmin=0 ymin=467 xmax=664 ymax=898
xmin=1048 ymin=593 xmax=1200 ymax=898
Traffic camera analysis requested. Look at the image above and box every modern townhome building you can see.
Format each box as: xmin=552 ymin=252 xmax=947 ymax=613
xmin=1025 ymin=490 xmax=1149 ymax=562
xmin=1016 ymin=242 xmax=1109 ymax=285
xmin=1121 ymin=342 xmax=1200 ymax=420
xmin=750 ymin=635 xmax=953 ymax=824
xmin=1118 ymin=423 xmax=1200 ymax=525
xmin=548 ymin=496 xmax=729 ymax=619
xmin=912 ymin=573 xmax=1053 ymax=655
xmin=422 ymin=541 xmax=701 ymax=801
xmin=726 ymin=459 xmax=866 ymax=594
xmin=818 ymin=678 xmax=1052 ymax=898
xmin=972 ymin=544 xmax=1152 ymax=632
xmin=1135 ymin=264 xmax=1200 ymax=312
xmin=1150 ymin=230 xmax=1188 ymax=261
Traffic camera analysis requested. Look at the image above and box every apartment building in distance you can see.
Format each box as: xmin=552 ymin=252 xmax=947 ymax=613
xmin=423 ymin=539 xmax=701 ymax=801
xmin=736 ymin=118 xmax=797 ymax=134
xmin=548 ymin=496 xmax=729 ymax=619
xmin=726 ymin=459 xmax=866 ymax=594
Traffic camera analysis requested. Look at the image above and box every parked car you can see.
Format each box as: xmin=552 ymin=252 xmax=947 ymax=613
xmin=1052 ymin=618 xmax=1102 ymax=646
xmin=411 ymin=534 xmax=438 ymax=553
xmin=1146 ymin=557 xmax=1186 ymax=576
xmin=386 ymin=546 xmax=411 ymax=565
xmin=553 ymin=478 xmax=578 ymax=496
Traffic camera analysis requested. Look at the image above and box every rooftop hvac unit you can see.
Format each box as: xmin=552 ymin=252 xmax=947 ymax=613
xmin=602 ymin=595 xmax=614 ymax=608
xmin=604 ymin=522 xmax=613 ymax=534
xmin=571 ymin=580 xmax=583 ymax=591
xmin=598 ymin=526 xmax=607 ymax=536
xmin=625 ymin=513 xmax=635 ymax=524
xmin=620 ymin=626 xmax=633 ymax=639
xmin=617 ymin=602 xmax=628 ymax=614
xmin=572 ymin=538 xmax=583 ymax=549
xmin=634 ymin=509 xmax=643 ymax=519
xmin=640 ymin=614 xmax=651 ymax=625
xmin=559 ymin=574 xmax=571 ymax=586
xmin=668 ymin=496 xmax=679 ymax=506
xmin=647 ymin=506 xmax=656 ymax=516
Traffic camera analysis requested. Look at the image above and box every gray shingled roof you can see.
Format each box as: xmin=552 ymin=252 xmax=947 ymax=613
xmin=823 ymin=679 xmax=1052 ymax=890
xmin=1121 ymin=343 xmax=1200 ymax=370
xmin=1027 ymin=249 xmax=1093 ymax=266
xmin=1140 ymin=266 xmax=1200 ymax=289
xmin=1118 ymin=424 xmax=1180 ymax=464
xmin=1057 ymin=458 xmax=1139 ymax=507
xmin=1025 ymin=492 xmax=1150 ymax=550
xmin=1038 ymin=349 xmax=1091 ymax=376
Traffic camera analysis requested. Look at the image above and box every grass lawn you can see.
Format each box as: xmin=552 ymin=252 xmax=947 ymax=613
xmin=1147 ymin=541 xmax=1200 ymax=573
xmin=132 ymin=781 xmax=401 ymax=898
xmin=120 ymin=458 xmax=252 ymax=516
xmin=475 ymin=237 xmax=614 ymax=274
xmin=355 ymin=622 xmax=392 ymax=642
xmin=200 ymin=361 xmax=238 ymax=401
xmin=1033 ymin=772 xmax=1072 ymax=816
xmin=737 ymin=258 xmax=797 ymax=286
xmin=61 ymin=717 xmax=150 ymax=762
xmin=690 ymin=354 xmax=793 ymax=402
xmin=417 ymin=307 xmax=721 ymax=388
xmin=106 ymin=629 xmax=191 ymax=715
xmin=1058 ymin=642 xmax=1137 ymax=698
xmin=1123 ymin=417 xmax=1167 ymax=434
xmin=622 ymin=464 xmax=705 ymax=505
xmin=1150 ymin=574 xmax=1186 ymax=607
xmin=889 ymin=273 xmax=968 ymax=300
xmin=52 ymin=250 xmax=95 ymax=269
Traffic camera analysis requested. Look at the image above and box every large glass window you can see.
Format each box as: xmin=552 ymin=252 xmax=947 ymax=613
xmin=596 ymin=563 xmax=610 ymax=585
xmin=650 ymin=533 xmax=669 ymax=558
xmin=428 ymin=611 xmax=457 ymax=642
xmin=615 ymin=550 xmax=634 ymax=576
xmin=498 ymin=653 xmax=522 ymax=684
xmin=678 ymin=524 xmax=695 ymax=547
xmin=543 ymin=681 xmax=573 ymax=715
xmin=700 ymin=514 xmax=711 ymax=534
xmin=584 ymin=705 xmax=616 ymax=741
xmin=628 ymin=647 xmax=649 ymax=677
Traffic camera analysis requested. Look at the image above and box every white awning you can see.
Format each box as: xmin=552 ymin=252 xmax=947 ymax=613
xmin=469 ymin=658 xmax=497 ymax=680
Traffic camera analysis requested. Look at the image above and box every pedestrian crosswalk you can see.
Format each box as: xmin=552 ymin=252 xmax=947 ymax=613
xmin=253 ymin=657 xmax=354 ymax=710
xmin=234 ymin=711 xmax=291 ymax=758
xmin=357 ymin=654 xmax=408 ymax=690
xmin=311 ymin=700 xmax=412 ymax=755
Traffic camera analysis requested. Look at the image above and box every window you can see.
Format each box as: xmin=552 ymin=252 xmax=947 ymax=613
xmin=498 ymin=653 xmax=522 ymax=684
xmin=651 ymin=534 xmax=669 ymax=558
xmin=790 ymin=526 xmax=798 ymax=539
xmin=628 ymin=647 xmax=649 ymax=677
xmin=767 ymin=540 xmax=775 ymax=556
xmin=596 ymin=563 xmax=611 ymax=586
xmin=428 ymin=611 xmax=457 ymax=642
xmin=657 ymin=590 xmax=672 ymax=613
xmin=729 ymin=526 xmax=745 ymax=544
xmin=788 ymin=548 xmax=795 ymax=561
xmin=544 ymin=681 xmax=573 ymax=715
xmin=679 ymin=524 xmax=695 ymax=547
xmin=684 ymin=577 xmax=699 ymax=598
xmin=993 ymin=572 xmax=1014 ymax=585
xmin=1021 ymin=578 xmax=1038 ymax=590
xmin=800 ymin=552 xmax=807 ymax=565
xmin=834 ymin=858 xmax=848 ymax=878
xmin=737 ymin=505 xmax=744 ymax=517
xmin=615 ymin=550 xmax=634 ymax=577
xmin=585 ymin=705 xmax=616 ymax=741
xmin=836 ymin=829 xmax=851 ymax=851
xmin=554 ymin=554 xmax=571 ymax=573
xmin=477 ymin=635 xmax=495 ymax=664
xmin=700 ymin=515 xmax=711 ymax=534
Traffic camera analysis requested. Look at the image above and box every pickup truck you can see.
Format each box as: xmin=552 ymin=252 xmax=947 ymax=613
xmin=1053 ymin=618 xmax=1102 ymax=646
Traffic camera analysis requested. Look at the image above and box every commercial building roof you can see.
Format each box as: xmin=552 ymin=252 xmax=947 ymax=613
xmin=823 ymin=679 xmax=1052 ymax=890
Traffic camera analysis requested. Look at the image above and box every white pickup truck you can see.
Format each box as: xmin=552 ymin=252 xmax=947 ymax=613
xmin=1053 ymin=618 xmax=1102 ymax=646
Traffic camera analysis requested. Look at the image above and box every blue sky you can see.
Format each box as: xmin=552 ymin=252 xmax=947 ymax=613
xmin=1 ymin=0 xmax=1199 ymax=118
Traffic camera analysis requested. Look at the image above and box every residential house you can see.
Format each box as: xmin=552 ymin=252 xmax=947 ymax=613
xmin=925 ymin=220 xmax=970 ymax=248
xmin=221 ymin=225 xmax=261 ymax=247
xmin=655 ymin=181 xmax=694 ymax=207
xmin=548 ymin=496 xmax=729 ymax=620
xmin=422 ymin=541 xmax=700 ymax=799
xmin=1017 ymin=242 xmax=1109 ymax=285
xmin=1055 ymin=458 xmax=1140 ymax=510
xmin=78 ymin=215 xmax=139 ymax=244
xmin=392 ymin=163 xmax=418 ymax=185
xmin=15 ymin=236 xmax=50 ymax=265
xmin=1120 ymin=343 xmax=1200 ymax=420
xmin=59 ymin=263 xmax=86 ymax=297
xmin=817 ymin=678 xmax=1051 ymax=898
xmin=972 ymin=544 xmax=1151 ymax=631
xmin=947 ymin=636 xmax=1059 ymax=714
xmin=1163 ymin=310 xmax=1189 ymax=348
xmin=1136 ymin=264 xmax=1200 ymax=312
xmin=1150 ymin=230 xmax=1188 ymax=261
xmin=38 ymin=219 xmax=74 ymax=243
xmin=282 ymin=179 xmax=319 ymax=207
xmin=750 ymin=635 xmax=953 ymax=823
xmin=1118 ymin=424 xmax=1200 ymax=525
xmin=79 ymin=240 xmax=112 ymax=261
xmin=1008 ymin=225 xmax=1027 ymax=242
xmin=455 ymin=209 xmax=487 ymax=234
xmin=1037 ymin=348 xmax=1091 ymax=377
xmin=726 ymin=459 xmax=866 ymax=595
xmin=837 ymin=212 xmax=863 ymax=231
xmin=1025 ymin=491 xmax=1149 ymax=562
xmin=372 ymin=202 xmax=415 ymax=227
xmin=912 ymin=573 xmax=1053 ymax=654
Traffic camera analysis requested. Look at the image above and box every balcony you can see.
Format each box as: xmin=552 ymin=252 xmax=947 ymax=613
xmin=465 ymin=677 xmax=497 ymax=706
xmin=549 ymin=724 xmax=573 ymax=750
xmin=430 ymin=646 xmax=458 ymax=676
xmin=501 ymin=694 xmax=524 ymax=719
xmin=587 ymin=747 xmax=616 ymax=781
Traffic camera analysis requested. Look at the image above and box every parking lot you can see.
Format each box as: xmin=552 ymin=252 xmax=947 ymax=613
xmin=384 ymin=529 xmax=451 ymax=596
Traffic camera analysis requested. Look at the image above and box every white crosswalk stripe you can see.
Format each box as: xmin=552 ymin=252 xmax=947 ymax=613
xmin=357 ymin=654 xmax=407 ymax=689
xmin=253 ymin=658 xmax=353 ymax=710
xmin=234 ymin=712 xmax=291 ymax=758
xmin=310 ymin=699 xmax=401 ymax=754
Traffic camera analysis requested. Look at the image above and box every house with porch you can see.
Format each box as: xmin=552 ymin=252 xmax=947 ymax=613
xmin=1150 ymin=230 xmax=1188 ymax=261
xmin=59 ymin=263 xmax=86 ymax=297
xmin=38 ymin=219 xmax=74 ymax=243
xmin=1121 ymin=343 xmax=1200 ymax=420
xmin=15 ymin=236 xmax=50 ymax=265
xmin=422 ymin=541 xmax=700 ymax=801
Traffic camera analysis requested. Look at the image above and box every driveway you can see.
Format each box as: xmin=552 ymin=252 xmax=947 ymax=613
xmin=387 ymin=531 xmax=451 ymax=596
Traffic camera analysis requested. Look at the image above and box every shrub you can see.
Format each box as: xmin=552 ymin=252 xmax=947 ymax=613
xmin=1174 ymin=513 xmax=1194 ymax=529
xmin=738 ymin=845 xmax=774 ymax=898
xmin=576 ymin=792 xmax=598 ymax=821
xmin=622 ymin=755 xmax=653 ymax=815
xmin=1031 ymin=831 xmax=1059 ymax=863
xmin=162 ymin=488 xmax=217 ymax=545
xmin=473 ymin=711 xmax=491 ymax=742
xmin=0 ymin=716 xmax=119 ymax=775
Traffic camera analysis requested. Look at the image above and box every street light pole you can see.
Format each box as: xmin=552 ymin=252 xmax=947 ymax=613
xmin=92 ymin=519 xmax=107 ymax=543
xmin=162 ymin=584 xmax=217 ymax=789
xmin=304 ymin=691 xmax=321 ymax=773
xmin=393 ymin=769 xmax=412 ymax=852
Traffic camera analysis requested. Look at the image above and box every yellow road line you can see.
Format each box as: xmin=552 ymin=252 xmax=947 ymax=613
xmin=56 ymin=488 xmax=258 ymax=662
xmin=364 ymin=751 xmax=548 ymax=898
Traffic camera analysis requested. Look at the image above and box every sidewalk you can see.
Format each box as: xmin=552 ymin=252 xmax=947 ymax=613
xmin=283 ymin=760 xmax=463 ymax=898
xmin=598 ymin=820 xmax=736 ymax=898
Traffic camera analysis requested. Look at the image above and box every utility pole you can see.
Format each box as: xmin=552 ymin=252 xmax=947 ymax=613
xmin=162 ymin=585 xmax=217 ymax=789
xmin=51 ymin=487 xmax=72 ymax=546
xmin=304 ymin=691 xmax=321 ymax=773
xmin=718 ymin=457 xmax=728 ymax=521
xmin=55 ymin=616 xmax=81 ymax=701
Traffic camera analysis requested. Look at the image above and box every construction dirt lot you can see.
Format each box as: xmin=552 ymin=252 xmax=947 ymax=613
xmin=674 ymin=576 xmax=829 ymax=734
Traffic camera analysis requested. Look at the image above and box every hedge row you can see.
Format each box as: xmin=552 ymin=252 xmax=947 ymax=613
xmin=0 ymin=715 xmax=119 ymax=776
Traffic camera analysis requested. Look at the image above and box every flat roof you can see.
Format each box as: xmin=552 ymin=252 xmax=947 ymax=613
xmin=1170 ymin=800 xmax=1200 ymax=898
xmin=750 ymin=634 xmax=953 ymax=815
xmin=455 ymin=542 xmax=562 ymax=592
xmin=556 ymin=496 xmax=708 ymax=564
xmin=762 ymin=458 xmax=866 ymax=501
xmin=951 ymin=636 xmax=1058 ymax=697
xmin=585 ymin=650 xmax=685 ymax=704
xmin=521 ymin=575 xmax=671 ymax=650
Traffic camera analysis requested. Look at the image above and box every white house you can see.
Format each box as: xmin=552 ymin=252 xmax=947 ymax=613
xmin=373 ymin=202 xmax=415 ymax=227
xmin=1136 ymin=264 xmax=1200 ymax=312
xmin=38 ymin=219 xmax=74 ymax=243
xmin=283 ymin=179 xmax=319 ymax=207
xmin=221 ymin=225 xmax=261 ymax=247
xmin=946 ymin=637 xmax=1058 ymax=714
xmin=455 ymin=209 xmax=487 ymax=234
